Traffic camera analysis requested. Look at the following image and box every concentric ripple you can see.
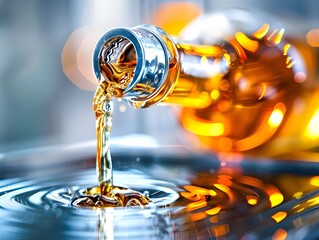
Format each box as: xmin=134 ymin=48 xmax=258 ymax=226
xmin=1 ymin=147 xmax=319 ymax=239
xmin=0 ymin=169 xmax=179 ymax=239
xmin=0 ymin=170 xmax=178 ymax=211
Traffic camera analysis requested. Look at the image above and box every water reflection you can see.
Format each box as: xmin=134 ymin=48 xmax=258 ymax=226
xmin=1 ymin=146 xmax=319 ymax=239
xmin=170 ymin=170 xmax=319 ymax=239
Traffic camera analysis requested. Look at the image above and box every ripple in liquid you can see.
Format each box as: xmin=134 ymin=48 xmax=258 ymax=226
xmin=1 ymin=155 xmax=319 ymax=239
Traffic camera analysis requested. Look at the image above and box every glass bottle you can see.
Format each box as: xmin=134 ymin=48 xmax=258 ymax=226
xmin=92 ymin=8 xmax=318 ymax=156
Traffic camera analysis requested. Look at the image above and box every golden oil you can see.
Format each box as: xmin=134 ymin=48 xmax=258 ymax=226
xmin=93 ymin=10 xmax=318 ymax=157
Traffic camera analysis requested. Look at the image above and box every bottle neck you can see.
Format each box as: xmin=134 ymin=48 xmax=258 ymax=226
xmin=93 ymin=24 xmax=306 ymax=111
xmin=93 ymin=25 xmax=180 ymax=108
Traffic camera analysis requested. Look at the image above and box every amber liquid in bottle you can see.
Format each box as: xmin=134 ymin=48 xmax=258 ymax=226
xmin=92 ymin=23 xmax=317 ymax=157
xmin=162 ymin=24 xmax=317 ymax=156
xmin=72 ymin=39 xmax=150 ymax=208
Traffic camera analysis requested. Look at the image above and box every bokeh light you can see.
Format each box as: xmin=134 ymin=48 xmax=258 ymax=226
xmin=62 ymin=26 xmax=106 ymax=91
xmin=306 ymin=28 xmax=319 ymax=47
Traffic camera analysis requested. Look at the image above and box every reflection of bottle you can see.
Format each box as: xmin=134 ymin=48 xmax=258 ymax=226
xmin=93 ymin=8 xmax=318 ymax=156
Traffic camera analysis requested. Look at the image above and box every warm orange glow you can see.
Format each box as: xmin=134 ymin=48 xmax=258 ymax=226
xmin=190 ymin=212 xmax=207 ymax=222
xmin=179 ymin=43 xmax=224 ymax=57
xmin=310 ymin=176 xmax=319 ymax=186
xmin=247 ymin=196 xmax=258 ymax=205
xmin=209 ymin=215 xmax=219 ymax=223
xmin=272 ymin=228 xmax=288 ymax=240
xmin=212 ymin=224 xmax=230 ymax=237
xmin=269 ymin=192 xmax=284 ymax=207
xmin=183 ymin=117 xmax=225 ymax=136
xmin=214 ymin=184 xmax=230 ymax=193
xmin=184 ymin=185 xmax=217 ymax=196
xmin=295 ymin=207 xmax=305 ymax=213
xmin=308 ymin=196 xmax=319 ymax=207
xmin=268 ymin=109 xmax=284 ymax=127
xmin=186 ymin=200 xmax=207 ymax=211
xmin=267 ymin=28 xmax=285 ymax=45
xmin=151 ymin=2 xmax=201 ymax=35
xmin=217 ymin=100 xmax=230 ymax=112
xmin=235 ymin=32 xmax=259 ymax=52
xmin=274 ymin=28 xmax=285 ymax=44
xmin=205 ymin=206 xmax=222 ymax=215
xmin=62 ymin=27 xmax=103 ymax=90
xmin=294 ymin=72 xmax=306 ymax=83
xmin=220 ymin=79 xmax=230 ymax=91
xmin=199 ymin=92 xmax=210 ymax=102
xmin=219 ymin=175 xmax=232 ymax=180
xmin=230 ymin=39 xmax=247 ymax=62
xmin=304 ymin=108 xmax=319 ymax=140
xmin=287 ymin=60 xmax=296 ymax=68
xmin=283 ymin=43 xmax=291 ymax=55
xmin=179 ymin=43 xmax=191 ymax=51
xmin=217 ymin=137 xmax=233 ymax=152
xmin=252 ymin=23 xmax=270 ymax=39
xmin=223 ymin=53 xmax=231 ymax=66
xmin=293 ymin=192 xmax=303 ymax=199
xmin=268 ymin=103 xmax=286 ymax=128
xmin=238 ymin=176 xmax=264 ymax=189
xmin=292 ymin=204 xmax=300 ymax=209
xmin=293 ymin=202 xmax=306 ymax=213
xmin=272 ymin=211 xmax=287 ymax=223
xmin=180 ymin=191 xmax=201 ymax=201
xmin=306 ymin=28 xmax=319 ymax=47
xmin=258 ymin=83 xmax=266 ymax=100
xmin=201 ymin=56 xmax=209 ymax=65
xmin=217 ymin=176 xmax=232 ymax=187
xmin=210 ymin=89 xmax=220 ymax=100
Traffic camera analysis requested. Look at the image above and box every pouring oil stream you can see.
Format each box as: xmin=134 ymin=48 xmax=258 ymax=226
xmin=93 ymin=79 xmax=113 ymax=194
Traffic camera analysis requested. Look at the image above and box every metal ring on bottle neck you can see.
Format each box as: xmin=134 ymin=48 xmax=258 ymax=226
xmin=93 ymin=27 xmax=144 ymax=84
xmin=93 ymin=26 xmax=170 ymax=103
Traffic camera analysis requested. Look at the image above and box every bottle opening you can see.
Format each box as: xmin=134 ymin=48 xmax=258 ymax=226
xmin=93 ymin=28 xmax=145 ymax=97
xmin=98 ymin=36 xmax=137 ymax=97
xmin=93 ymin=26 xmax=178 ymax=107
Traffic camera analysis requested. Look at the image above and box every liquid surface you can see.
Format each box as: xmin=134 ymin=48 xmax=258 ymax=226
xmin=1 ymin=147 xmax=319 ymax=239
